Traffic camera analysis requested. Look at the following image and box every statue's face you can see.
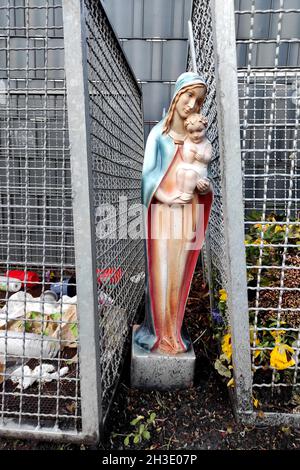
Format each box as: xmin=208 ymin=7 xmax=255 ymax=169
xmin=175 ymin=86 xmax=206 ymax=120
xmin=187 ymin=122 xmax=206 ymax=144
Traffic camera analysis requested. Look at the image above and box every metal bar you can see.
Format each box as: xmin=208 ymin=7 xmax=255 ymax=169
xmin=0 ymin=422 xmax=95 ymax=444
xmin=62 ymin=0 xmax=101 ymax=443
xmin=236 ymin=9 xmax=300 ymax=14
xmin=119 ymin=37 xmax=187 ymax=42
xmin=188 ymin=20 xmax=197 ymax=74
xmin=240 ymin=412 xmax=300 ymax=427
xmin=211 ymin=0 xmax=252 ymax=414
xmin=238 ymin=68 xmax=300 ymax=74
xmin=236 ymin=39 xmax=300 ymax=44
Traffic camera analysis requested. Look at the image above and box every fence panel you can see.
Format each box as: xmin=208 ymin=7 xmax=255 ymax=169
xmin=188 ymin=0 xmax=228 ymax=314
xmin=191 ymin=0 xmax=300 ymax=425
xmin=80 ymin=0 xmax=144 ymax=421
xmin=0 ymin=0 xmax=144 ymax=442
xmin=237 ymin=1 xmax=300 ymax=424
xmin=0 ymin=0 xmax=82 ymax=442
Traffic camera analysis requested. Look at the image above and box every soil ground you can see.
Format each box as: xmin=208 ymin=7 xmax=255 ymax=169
xmin=0 ymin=268 xmax=300 ymax=450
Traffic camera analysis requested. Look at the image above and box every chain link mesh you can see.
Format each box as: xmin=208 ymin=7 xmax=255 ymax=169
xmin=188 ymin=0 xmax=229 ymax=321
xmin=0 ymin=0 xmax=81 ymax=434
xmin=83 ymin=0 xmax=144 ymax=419
xmin=191 ymin=0 xmax=300 ymax=414
xmin=237 ymin=1 xmax=300 ymax=410
xmin=0 ymin=0 xmax=144 ymax=438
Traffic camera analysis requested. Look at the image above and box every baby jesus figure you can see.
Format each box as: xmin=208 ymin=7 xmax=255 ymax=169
xmin=154 ymin=113 xmax=212 ymax=206
xmin=176 ymin=113 xmax=212 ymax=202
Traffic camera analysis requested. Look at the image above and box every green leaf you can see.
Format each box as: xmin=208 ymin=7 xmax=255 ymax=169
xmin=70 ymin=323 xmax=78 ymax=339
xmin=51 ymin=313 xmax=62 ymax=321
xmin=149 ymin=412 xmax=156 ymax=422
xmin=246 ymin=210 xmax=262 ymax=221
xmin=263 ymin=226 xmax=273 ymax=240
xmin=139 ymin=424 xmax=145 ymax=434
xmin=142 ymin=430 xmax=150 ymax=440
xmin=124 ymin=435 xmax=130 ymax=446
xmin=260 ymin=277 xmax=271 ymax=287
xmin=133 ymin=435 xmax=140 ymax=444
xmin=130 ymin=415 xmax=144 ymax=426
xmin=29 ymin=311 xmax=40 ymax=319
xmin=218 ymin=301 xmax=226 ymax=313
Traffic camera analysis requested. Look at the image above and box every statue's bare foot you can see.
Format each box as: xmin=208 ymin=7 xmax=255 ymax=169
xmin=157 ymin=336 xmax=186 ymax=355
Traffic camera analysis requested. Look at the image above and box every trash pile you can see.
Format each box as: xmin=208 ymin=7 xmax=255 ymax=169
xmin=0 ymin=266 xmax=145 ymax=389
xmin=0 ymin=270 xmax=78 ymax=389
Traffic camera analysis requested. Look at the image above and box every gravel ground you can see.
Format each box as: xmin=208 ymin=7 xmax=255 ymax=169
xmin=101 ymin=269 xmax=300 ymax=451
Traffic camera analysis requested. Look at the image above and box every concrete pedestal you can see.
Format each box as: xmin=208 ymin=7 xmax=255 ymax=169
xmin=131 ymin=325 xmax=195 ymax=391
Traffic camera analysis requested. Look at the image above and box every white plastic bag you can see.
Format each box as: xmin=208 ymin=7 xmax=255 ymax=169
xmin=11 ymin=364 xmax=69 ymax=389
xmin=0 ymin=331 xmax=60 ymax=359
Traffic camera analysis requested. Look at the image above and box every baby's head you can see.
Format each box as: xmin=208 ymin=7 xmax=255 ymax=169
xmin=184 ymin=113 xmax=208 ymax=143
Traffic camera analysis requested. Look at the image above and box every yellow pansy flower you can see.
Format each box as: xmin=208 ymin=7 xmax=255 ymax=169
xmin=249 ymin=328 xmax=261 ymax=358
xmin=270 ymin=343 xmax=296 ymax=370
xmin=221 ymin=333 xmax=232 ymax=361
xmin=253 ymin=339 xmax=261 ymax=358
xmin=270 ymin=330 xmax=286 ymax=339
xmin=253 ymin=398 xmax=259 ymax=408
xmin=253 ymin=238 xmax=268 ymax=245
xmin=254 ymin=223 xmax=269 ymax=232
xmin=219 ymin=289 xmax=227 ymax=302
xmin=275 ymin=225 xmax=284 ymax=233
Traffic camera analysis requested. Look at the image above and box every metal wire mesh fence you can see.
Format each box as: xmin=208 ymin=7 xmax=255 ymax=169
xmin=191 ymin=0 xmax=300 ymax=423
xmin=82 ymin=0 xmax=144 ymax=419
xmin=237 ymin=1 xmax=300 ymax=416
xmin=188 ymin=0 xmax=229 ymax=320
xmin=0 ymin=0 xmax=81 ymax=438
xmin=0 ymin=0 xmax=144 ymax=442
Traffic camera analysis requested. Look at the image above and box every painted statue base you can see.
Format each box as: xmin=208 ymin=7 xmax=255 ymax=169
xmin=131 ymin=325 xmax=195 ymax=391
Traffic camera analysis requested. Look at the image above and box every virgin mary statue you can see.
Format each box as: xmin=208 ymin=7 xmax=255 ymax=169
xmin=134 ymin=72 xmax=213 ymax=355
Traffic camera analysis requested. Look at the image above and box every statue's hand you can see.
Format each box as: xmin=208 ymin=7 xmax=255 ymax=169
xmin=196 ymin=178 xmax=210 ymax=194
xmin=169 ymin=190 xmax=185 ymax=204
xmin=179 ymin=192 xmax=194 ymax=202
xmin=172 ymin=191 xmax=193 ymax=204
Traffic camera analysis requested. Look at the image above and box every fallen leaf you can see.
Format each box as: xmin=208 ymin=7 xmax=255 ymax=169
xmin=227 ymin=378 xmax=235 ymax=388
xmin=214 ymin=359 xmax=232 ymax=378
xmin=290 ymin=393 xmax=300 ymax=406
xmin=66 ymin=402 xmax=76 ymax=414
